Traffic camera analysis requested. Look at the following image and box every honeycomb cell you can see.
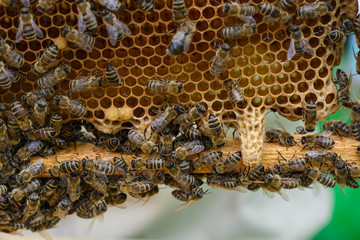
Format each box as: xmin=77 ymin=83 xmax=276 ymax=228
xmin=320 ymin=14 xmax=332 ymax=25
xmin=257 ymin=64 xmax=269 ymax=75
xmin=132 ymin=86 xmax=144 ymax=97
xmin=270 ymin=62 xmax=282 ymax=74
xmin=263 ymin=53 xmax=275 ymax=64
xmin=212 ymin=100 xmax=222 ymax=111
xmin=326 ymin=54 xmax=335 ymax=66
xmin=179 ymin=93 xmax=190 ymax=103
xmin=160 ymin=9 xmax=172 ymax=22
xmin=250 ymin=54 xmax=262 ymax=65
xmin=316 ymin=47 xmax=327 ymax=57
xmin=244 ymin=46 xmax=255 ymax=56
xmin=262 ymin=32 xmax=273 ymax=43
xmin=190 ymin=92 xmax=202 ymax=102
xmin=0 ymin=17 xmax=11 ymax=29
xmin=257 ymin=86 xmax=269 ymax=96
xmin=100 ymin=98 xmax=112 ymax=109
xmin=94 ymin=110 xmax=105 ymax=120
xmin=283 ymin=83 xmax=295 ymax=94
xmin=238 ymin=77 xmax=249 ymax=87
xmin=196 ymin=42 xmax=209 ymax=52
xmin=237 ymin=56 xmax=249 ymax=67
xmin=319 ymin=67 xmax=329 ymax=78
xmin=270 ymin=85 xmax=281 ymax=95
xmin=122 ymin=37 xmax=134 ymax=48
xmin=197 ymin=81 xmax=209 ymax=92
xmin=305 ymin=93 xmax=317 ymax=103
xmin=134 ymin=107 xmax=145 ymax=118
xmin=309 ymin=37 xmax=320 ymax=48
xmin=196 ymin=21 xmax=209 ymax=32
xmin=298 ymin=82 xmax=309 ymax=92
xmin=24 ymin=52 xmax=36 ymax=62
xmin=243 ymin=66 xmax=255 ymax=77
xmin=133 ymin=11 xmax=145 ymax=23
xmin=204 ymin=91 xmax=216 ymax=101
xmin=250 ymin=34 xmax=261 ymax=45
xmin=120 ymin=87 xmax=131 ymax=98
xmin=250 ymin=76 xmax=262 ymax=87
xmin=244 ymin=87 xmax=255 ymax=98
xmin=277 ymin=73 xmax=288 ymax=84
xmin=304 ymin=69 xmax=315 ymax=80
xmin=264 ymin=97 xmax=275 ymax=106
xmin=184 ymin=62 xmax=196 ymax=72
xmin=126 ymin=97 xmax=138 ymax=108
xmin=326 ymin=93 xmax=336 ymax=104
xmin=269 ymin=41 xmax=281 ymax=52
xmin=140 ymin=96 xmax=151 ymax=107
xmin=313 ymin=26 xmax=325 ymax=36
xmin=230 ymin=67 xmax=242 ymax=78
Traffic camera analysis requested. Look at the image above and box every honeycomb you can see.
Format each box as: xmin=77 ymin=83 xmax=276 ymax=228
xmin=0 ymin=0 xmax=357 ymax=166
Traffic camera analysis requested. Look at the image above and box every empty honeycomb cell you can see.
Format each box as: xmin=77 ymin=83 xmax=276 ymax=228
xmin=237 ymin=56 xmax=249 ymax=67
xmin=256 ymin=43 xmax=268 ymax=54
xmin=313 ymin=79 xmax=325 ymax=91
xmin=270 ymin=62 xmax=282 ymax=74
xmin=257 ymin=64 xmax=269 ymax=75
xmin=236 ymin=77 xmax=248 ymax=88
xmin=230 ymin=67 xmax=242 ymax=78
xmin=320 ymin=14 xmax=332 ymax=25
xmin=176 ymin=54 xmax=189 ymax=65
xmin=80 ymin=90 xmax=92 ymax=99
xmin=283 ymin=83 xmax=295 ymax=94
xmin=277 ymin=73 xmax=288 ymax=84
xmin=210 ymin=17 xmax=223 ymax=30
xmin=187 ymin=9 xmax=200 ymax=21
xmin=211 ymin=100 xmax=222 ymax=112
xmin=133 ymin=11 xmax=145 ymax=23
xmin=3 ymin=92 xmax=15 ymax=103
xmin=97 ymin=59 xmax=107 ymax=69
xmin=153 ymin=95 xmax=165 ymax=105
xmin=96 ymin=38 xmax=107 ymax=50
xmin=304 ymin=69 xmax=315 ymax=80
xmin=243 ymin=66 xmax=255 ymax=77
xmin=269 ymin=41 xmax=281 ymax=53
xmin=0 ymin=17 xmax=11 ymax=29
xmin=155 ymin=45 xmax=167 ymax=55
xmin=134 ymin=107 xmax=145 ymax=118
xmin=93 ymin=87 xmax=105 ymax=99
xmin=227 ymin=58 xmax=235 ymax=68
xmin=162 ymin=56 xmax=173 ymax=66
xmin=326 ymin=54 xmax=335 ymax=66
xmin=170 ymin=64 xmax=182 ymax=75
xmin=184 ymin=82 xmax=196 ymax=93
xmin=313 ymin=26 xmax=325 ymax=36
xmin=157 ymin=66 xmax=169 ymax=76
xmin=309 ymin=37 xmax=320 ymax=48
xmin=197 ymin=81 xmax=209 ymax=92
xmin=274 ymin=29 xmax=286 ymax=41
xmin=16 ymin=41 xmax=28 ymax=52
xmin=129 ymin=24 xmax=140 ymax=36
xmin=75 ymin=50 xmax=87 ymax=60
xmin=298 ymin=82 xmax=309 ymax=92
xmin=204 ymin=91 xmax=216 ymax=101
xmin=120 ymin=87 xmax=131 ymax=97
xmin=178 ymin=93 xmax=190 ymax=103
xmin=250 ymin=34 xmax=261 ymax=45
xmin=244 ymin=87 xmax=256 ymax=98
xmin=94 ymin=110 xmax=105 ymax=120
xmin=160 ymin=9 xmax=172 ymax=22
xmin=106 ymin=88 xmax=119 ymax=98
xmin=126 ymin=97 xmax=138 ymax=108
xmin=196 ymin=42 xmax=209 ymax=52
xmin=326 ymin=93 xmax=336 ymax=104
xmin=122 ymin=37 xmax=134 ymax=48
xmin=316 ymin=47 xmax=327 ymax=57
xmin=204 ymin=71 xmax=216 ymax=81
xmin=140 ymin=96 xmax=151 ymax=107
xmin=184 ymin=62 xmax=196 ymax=72
xmin=10 ymin=84 xmax=20 ymax=94
xmin=65 ymin=14 xmax=77 ymax=26
xmin=270 ymin=85 xmax=281 ymax=95
xmin=24 ymin=51 xmax=36 ymax=62
xmin=203 ymin=6 xmax=215 ymax=19
xmin=297 ymin=60 xmax=309 ymax=71
xmin=52 ymin=15 xmax=65 ymax=27
xmin=113 ymin=97 xmax=125 ymax=108
xmin=319 ymin=67 xmax=329 ymax=78
xmin=189 ymin=92 xmax=201 ymax=103
xmin=244 ymin=46 xmax=255 ymax=56
xmin=310 ymin=58 xmax=321 ymax=68
xmin=279 ymin=107 xmax=291 ymax=114
xmin=135 ymin=36 xmax=148 ymax=47
xmin=89 ymin=49 xmax=101 ymax=60
xmin=238 ymin=37 xmax=250 ymax=47
xmin=224 ymin=100 xmax=234 ymax=110
xmin=290 ymin=71 xmax=302 ymax=83
xmin=100 ymin=98 xmax=112 ymax=109
xmin=125 ymin=77 xmax=137 ymax=87
xmin=210 ymin=80 xmax=222 ymax=91
xmin=149 ymin=56 xmax=162 ymax=66
xmin=250 ymin=75 xmax=262 ymax=87
xmin=84 ymin=60 xmax=96 ymax=70
xmin=283 ymin=61 xmax=295 ymax=72
xmin=252 ymin=97 xmax=263 ymax=107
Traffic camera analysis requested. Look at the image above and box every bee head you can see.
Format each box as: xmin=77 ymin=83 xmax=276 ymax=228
xmin=53 ymin=95 xmax=61 ymax=105
xmin=221 ymin=43 xmax=231 ymax=52
xmin=37 ymin=98 xmax=48 ymax=108
xmin=62 ymin=64 xmax=71 ymax=74
xmin=62 ymin=27 xmax=71 ymax=37
xmin=16 ymin=174 xmax=24 ymax=184
xmin=222 ymin=3 xmax=230 ymax=13
xmin=106 ymin=66 xmax=114 ymax=72
xmin=251 ymin=24 xmax=257 ymax=33
xmin=98 ymin=77 xmax=104 ymax=87
xmin=290 ymin=25 xmax=300 ymax=33
xmin=150 ymin=146 xmax=159 ymax=155
xmin=177 ymin=83 xmax=183 ymax=93
xmin=332 ymin=153 xmax=338 ymax=162
xmin=308 ymin=99 xmax=315 ymax=105
xmin=326 ymin=2 xmax=332 ymax=11
xmin=336 ymin=160 xmax=346 ymax=169
xmin=20 ymin=7 xmax=30 ymax=14
xmin=301 ymin=136 xmax=306 ymax=145
xmin=209 ymin=113 xmax=215 ymax=120
xmin=101 ymin=9 xmax=110 ymax=17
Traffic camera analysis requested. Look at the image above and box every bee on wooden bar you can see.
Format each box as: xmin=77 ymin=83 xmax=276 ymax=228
xmin=16 ymin=7 xmax=44 ymax=42
xmin=322 ymin=120 xmax=350 ymax=137
xmin=82 ymin=170 xmax=107 ymax=195
xmin=193 ymin=151 xmax=222 ymax=171
xmin=265 ymin=128 xmax=297 ymax=149
xmin=296 ymin=1 xmax=331 ymax=19
xmin=0 ymin=38 xmax=24 ymax=68
xmin=15 ymin=140 xmax=43 ymax=162
xmin=304 ymin=166 xmax=336 ymax=188
xmin=257 ymin=173 xmax=290 ymax=201
xmin=166 ymin=20 xmax=196 ymax=57
xmin=82 ymin=156 xmax=115 ymax=175
xmin=48 ymin=159 xmax=81 ymax=177
xmin=16 ymin=159 xmax=45 ymax=184
xmin=301 ymin=132 xmax=335 ymax=150
xmin=174 ymin=140 xmax=205 ymax=160
xmin=207 ymin=113 xmax=225 ymax=147
xmin=50 ymin=112 xmax=62 ymax=135
xmin=53 ymin=196 xmax=72 ymax=219
xmin=306 ymin=150 xmax=337 ymax=166
xmin=214 ymin=151 xmax=242 ymax=174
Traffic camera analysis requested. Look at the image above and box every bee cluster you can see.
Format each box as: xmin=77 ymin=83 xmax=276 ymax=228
xmin=0 ymin=0 xmax=357 ymax=235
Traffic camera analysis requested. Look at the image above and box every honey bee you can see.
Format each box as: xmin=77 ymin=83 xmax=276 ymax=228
xmin=77 ymin=200 xmax=107 ymax=220
xmin=207 ymin=113 xmax=225 ymax=147
xmin=265 ymin=128 xmax=296 ymax=149
xmin=306 ymin=150 xmax=337 ymax=165
xmin=193 ymin=151 xmax=222 ymax=170
xmin=30 ymin=98 xmax=48 ymax=127
xmin=210 ymin=42 xmax=231 ymax=77
xmin=287 ymin=25 xmax=314 ymax=60
xmin=128 ymin=129 xmax=158 ymax=154
xmin=303 ymin=100 xmax=317 ymax=132
xmin=222 ymin=2 xmax=255 ymax=17
xmin=105 ymin=137 xmax=119 ymax=151
xmin=48 ymin=159 xmax=81 ymax=177
xmin=53 ymin=95 xmax=87 ymax=117
xmin=220 ymin=23 xmax=256 ymax=39
xmin=172 ymin=187 xmax=208 ymax=210
xmin=147 ymin=76 xmax=183 ymax=95
xmin=53 ymin=196 xmax=72 ymax=219
xmin=207 ymin=175 xmax=246 ymax=192
xmin=33 ymin=44 xmax=59 ymax=75
xmin=105 ymin=66 xmax=123 ymax=87
xmin=328 ymin=29 xmax=346 ymax=47
xmin=296 ymin=1 xmax=331 ymax=19
xmin=159 ymin=128 xmax=174 ymax=158
xmin=334 ymin=157 xmax=349 ymax=192
xmin=11 ymin=179 xmax=40 ymax=202
xmin=16 ymin=8 xmax=44 ymax=42
xmin=37 ymin=63 xmax=71 ymax=89
xmin=0 ymin=38 xmax=24 ymax=68
xmin=67 ymin=171 xmax=81 ymax=202
xmin=62 ymin=27 xmax=96 ymax=53
xmin=173 ymin=104 xmax=206 ymax=125
xmin=0 ymin=60 xmax=14 ymax=90
xmin=172 ymin=0 xmax=187 ymax=22
xmin=334 ymin=69 xmax=351 ymax=103
xmin=353 ymin=47 xmax=360 ymax=75
xmin=82 ymin=156 xmax=115 ymax=175
xmin=223 ymin=79 xmax=244 ymax=106
xmin=135 ymin=0 xmax=154 ymax=12
xmin=304 ymin=166 xmax=336 ymax=188
xmin=168 ymin=166 xmax=203 ymax=190
xmin=50 ymin=112 xmax=62 ymax=135
xmin=151 ymin=104 xmax=179 ymax=132
xmin=301 ymin=132 xmax=335 ymax=150
xmin=167 ymin=20 xmax=196 ymax=57
xmin=29 ymin=127 xmax=57 ymax=141
xmin=258 ymin=3 xmax=291 ymax=25
xmin=95 ymin=0 xmax=123 ymax=12
xmin=76 ymin=0 xmax=98 ymax=35
xmin=118 ymin=180 xmax=154 ymax=194
xmin=131 ymin=157 xmax=166 ymax=170
xmin=69 ymin=73 xmax=103 ymax=95
xmin=0 ymin=119 xmax=8 ymax=152
xmin=174 ymin=140 xmax=205 ymax=160
xmin=351 ymin=121 xmax=360 ymax=140
xmin=322 ymin=120 xmax=350 ymax=137
xmin=295 ymin=126 xmax=307 ymax=134
xmin=276 ymin=155 xmax=308 ymax=174
xmin=279 ymin=0 xmax=297 ymax=9
xmin=184 ymin=127 xmax=202 ymax=140
xmin=214 ymin=151 xmax=242 ymax=174
xmin=341 ymin=18 xmax=353 ymax=35
xmin=257 ymin=173 xmax=290 ymax=201
xmin=19 ymin=0 xmax=30 ymax=7
xmin=36 ymin=0 xmax=58 ymax=14
xmin=346 ymin=176 xmax=359 ymax=189
xmin=40 ymin=179 xmax=59 ymax=201
xmin=21 ymin=192 xmax=40 ymax=222
xmin=354 ymin=14 xmax=360 ymax=48
xmin=16 ymin=159 xmax=45 ymax=184
xmin=102 ymin=9 xmax=131 ymax=46
xmin=350 ymin=163 xmax=360 ymax=179
xmin=82 ymin=170 xmax=107 ymax=195
xmin=15 ymin=140 xmax=44 ymax=162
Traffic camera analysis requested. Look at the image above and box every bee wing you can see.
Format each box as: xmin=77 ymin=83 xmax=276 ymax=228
xmin=78 ymin=12 xmax=86 ymax=34
xmin=287 ymin=39 xmax=296 ymax=60
xmin=238 ymin=15 xmax=256 ymax=25
xmin=262 ymin=189 xmax=275 ymax=199
xmin=38 ymin=231 xmax=54 ymax=240
xmin=31 ymin=19 xmax=44 ymax=39
xmin=278 ymin=190 xmax=289 ymax=201
xmin=172 ymin=30 xmax=187 ymax=48
xmin=188 ymin=145 xmax=205 ymax=155
xmin=235 ymin=186 xmax=248 ymax=193
xmin=16 ymin=21 xmax=24 ymax=43
xmin=152 ymin=111 xmax=169 ymax=126
xmin=183 ymin=33 xmax=193 ymax=53
xmin=302 ymin=39 xmax=314 ymax=56
xmin=60 ymin=174 xmax=70 ymax=191
xmin=106 ymin=25 xmax=119 ymax=46
xmin=318 ymin=131 xmax=332 ymax=137
xmin=174 ymin=200 xmax=194 ymax=211
xmin=274 ymin=120 xmax=288 ymax=133
xmin=115 ymin=19 xmax=131 ymax=35
xmin=92 ymin=170 xmax=109 ymax=183
xmin=19 ymin=0 xmax=30 ymax=7
xmin=33 ymin=158 xmax=44 ymax=165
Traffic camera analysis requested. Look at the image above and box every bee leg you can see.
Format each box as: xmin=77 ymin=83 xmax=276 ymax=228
xmin=302 ymin=144 xmax=308 ymax=150
xmin=334 ymin=129 xmax=343 ymax=139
